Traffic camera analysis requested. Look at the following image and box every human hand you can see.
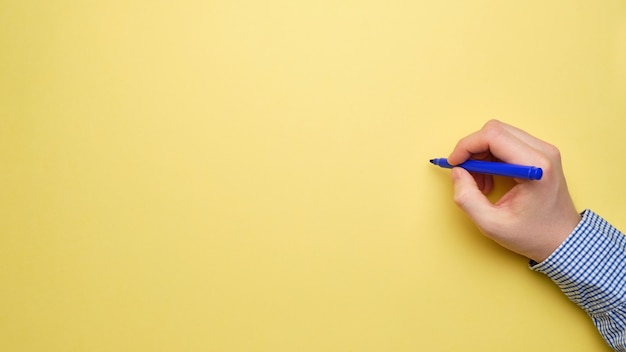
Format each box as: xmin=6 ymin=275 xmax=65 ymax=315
xmin=448 ymin=120 xmax=581 ymax=262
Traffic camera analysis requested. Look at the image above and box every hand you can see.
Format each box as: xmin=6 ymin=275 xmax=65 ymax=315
xmin=448 ymin=120 xmax=581 ymax=262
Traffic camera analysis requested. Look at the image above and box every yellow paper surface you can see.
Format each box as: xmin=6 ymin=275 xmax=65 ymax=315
xmin=2 ymin=1 xmax=625 ymax=351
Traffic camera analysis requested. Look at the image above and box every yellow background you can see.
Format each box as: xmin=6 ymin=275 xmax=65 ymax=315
xmin=2 ymin=1 xmax=625 ymax=351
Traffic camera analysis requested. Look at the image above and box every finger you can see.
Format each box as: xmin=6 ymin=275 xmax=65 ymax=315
xmin=498 ymin=122 xmax=557 ymax=156
xmin=448 ymin=120 xmax=544 ymax=166
xmin=472 ymin=172 xmax=494 ymax=194
xmin=451 ymin=167 xmax=496 ymax=224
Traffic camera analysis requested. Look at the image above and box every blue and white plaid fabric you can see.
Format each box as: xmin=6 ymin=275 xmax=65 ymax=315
xmin=531 ymin=210 xmax=626 ymax=351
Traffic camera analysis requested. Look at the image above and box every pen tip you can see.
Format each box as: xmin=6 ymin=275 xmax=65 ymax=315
xmin=429 ymin=159 xmax=435 ymax=164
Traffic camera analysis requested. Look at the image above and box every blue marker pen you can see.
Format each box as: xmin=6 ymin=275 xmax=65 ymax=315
xmin=430 ymin=158 xmax=543 ymax=181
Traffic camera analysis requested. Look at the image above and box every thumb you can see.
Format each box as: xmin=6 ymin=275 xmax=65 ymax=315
xmin=451 ymin=167 xmax=495 ymax=225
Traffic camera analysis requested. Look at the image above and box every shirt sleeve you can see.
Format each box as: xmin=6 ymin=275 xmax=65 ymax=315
xmin=530 ymin=209 xmax=626 ymax=351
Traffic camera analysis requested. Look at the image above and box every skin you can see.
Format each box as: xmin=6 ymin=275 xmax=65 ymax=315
xmin=447 ymin=120 xmax=582 ymax=263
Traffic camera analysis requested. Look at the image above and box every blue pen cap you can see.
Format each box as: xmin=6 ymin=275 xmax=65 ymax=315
xmin=528 ymin=167 xmax=543 ymax=181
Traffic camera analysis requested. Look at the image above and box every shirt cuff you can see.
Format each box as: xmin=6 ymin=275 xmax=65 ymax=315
xmin=530 ymin=209 xmax=626 ymax=314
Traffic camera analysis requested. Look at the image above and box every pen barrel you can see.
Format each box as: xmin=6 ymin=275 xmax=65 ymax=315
xmin=459 ymin=160 xmax=543 ymax=180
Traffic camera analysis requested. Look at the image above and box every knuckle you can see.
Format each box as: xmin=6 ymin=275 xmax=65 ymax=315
xmin=544 ymin=143 xmax=562 ymax=161
xmin=536 ymin=143 xmax=562 ymax=176
xmin=483 ymin=119 xmax=502 ymax=129
xmin=482 ymin=119 xmax=506 ymax=139
xmin=453 ymin=188 xmax=471 ymax=207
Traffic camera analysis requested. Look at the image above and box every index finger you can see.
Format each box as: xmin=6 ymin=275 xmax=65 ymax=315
xmin=448 ymin=120 xmax=544 ymax=166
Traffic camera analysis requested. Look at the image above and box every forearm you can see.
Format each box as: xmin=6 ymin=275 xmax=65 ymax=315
xmin=531 ymin=210 xmax=626 ymax=351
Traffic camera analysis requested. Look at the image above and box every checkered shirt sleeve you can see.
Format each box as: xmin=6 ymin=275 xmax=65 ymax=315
xmin=531 ymin=209 xmax=626 ymax=351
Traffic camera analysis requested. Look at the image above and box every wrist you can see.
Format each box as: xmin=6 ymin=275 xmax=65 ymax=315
xmin=529 ymin=211 xmax=582 ymax=263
